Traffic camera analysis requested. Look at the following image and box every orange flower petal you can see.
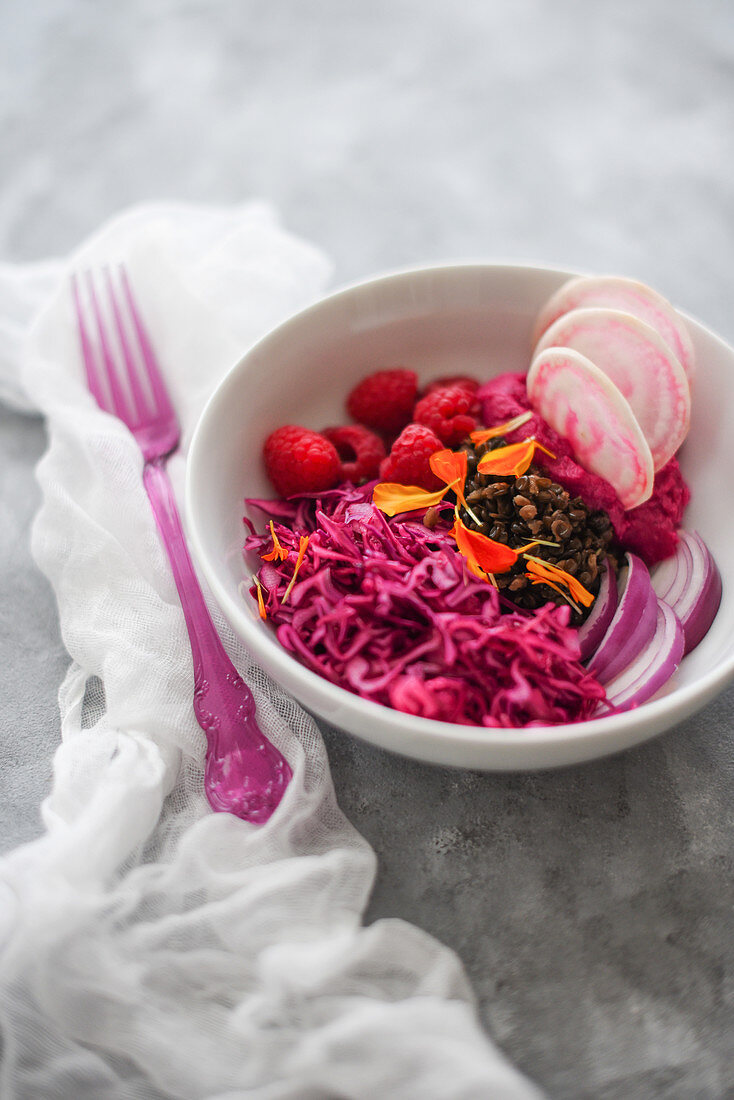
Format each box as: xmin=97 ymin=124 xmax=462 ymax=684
xmin=450 ymin=508 xmax=518 ymax=576
xmin=564 ymin=575 xmax=595 ymax=608
xmin=372 ymin=481 xmax=448 ymax=516
xmin=477 ymin=438 xmax=556 ymax=477
xmin=282 ymin=534 xmax=310 ymax=604
xmin=528 ymin=576 xmax=575 ymax=608
xmin=477 ymin=439 xmax=536 ymax=477
xmin=525 ymin=557 xmax=594 ymax=608
xmin=469 ymin=411 xmax=533 ymax=445
xmin=261 ymin=519 xmax=289 ymax=562
xmin=428 ymin=446 xmax=483 ymax=518
xmin=465 ymin=557 xmax=498 ymax=585
xmin=252 ymin=575 xmax=267 ymax=620
xmin=429 ymin=448 xmax=467 ymax=488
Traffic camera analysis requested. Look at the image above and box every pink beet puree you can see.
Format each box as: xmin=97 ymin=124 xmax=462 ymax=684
xmin=477 ymin=372 xmax=690 ymax=565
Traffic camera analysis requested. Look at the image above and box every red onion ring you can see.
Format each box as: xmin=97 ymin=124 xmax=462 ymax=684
xmin=588 ymin=553 xmax=658 ymax=684
xmin=651 ymin=529 xmax=722 ymax=655
xmin=600 ymin=599 xmax=684 ymax=710
xmin=650 ymin=533 xmax=693 ymax=607
xmin=577 ymin=563 xmax=618 ymax=661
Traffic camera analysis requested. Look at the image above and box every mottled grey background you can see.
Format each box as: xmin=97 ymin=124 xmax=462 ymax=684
xmin=1 ymin=2 xmax=733 ymax=1097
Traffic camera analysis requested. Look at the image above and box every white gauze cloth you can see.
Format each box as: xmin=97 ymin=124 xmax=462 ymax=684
xmin=0 ymin=203 xmax=541 ymax=1099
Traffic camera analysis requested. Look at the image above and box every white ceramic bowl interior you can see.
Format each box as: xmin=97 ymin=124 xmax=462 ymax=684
xmin=186 ymin=264 xmax=734 ymax=769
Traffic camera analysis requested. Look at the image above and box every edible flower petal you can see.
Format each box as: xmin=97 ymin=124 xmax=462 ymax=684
xmin=469 ymin=411 xmax=533 ymax=445
xmin=261 ymin=519 xmax=289 ymax=562
xmin=374 ymin=448 xmax=479 ymax=520
xmin=252 ymin=575 xmax=267 ymax=620
xmin=524 ymin=556 xmax=595 ymax=608
xmin=428 ymin=448 xmax=484 ymax=522
xmin=449 ymin=507 xmax=519 ymax=577
xmin=429 ymin=448 xmax=467 ymax=489
xmin=372 ymin=481 xmax=450 ymax=516
xmin=282 ymin=534 xmax=310 ymax=604
xmin=477 ymin=438 xmax=556 ymax=477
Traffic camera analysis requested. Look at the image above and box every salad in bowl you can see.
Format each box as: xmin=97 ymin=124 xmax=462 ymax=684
xmin=185 ymin=264 xmax=731 ymax=769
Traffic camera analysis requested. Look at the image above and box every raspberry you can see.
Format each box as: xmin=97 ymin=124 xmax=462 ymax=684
xmin=379 ymin=423 xmax=444 ymax=490
xmin=413 ymin=384 xmax=479 ymax=447
xmin=322 ymin=425 xmax=386 ymax=484
xmin=423 ymin=374 xmax=480 ymax=397
xmin=346 ymin=368 xmax=418 ymax=435
xmin=263 ymin=425 xmax=341 ymax=497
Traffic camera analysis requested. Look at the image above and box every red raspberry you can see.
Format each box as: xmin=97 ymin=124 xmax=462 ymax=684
xmin=423 ymin=374 xmax=480 ymax=397
xmin=413 ymin=384 xmax=479 ymax=447
xmin=321 ymin=425 xmax=386 ymax=484
xmin=346 ymin=368 xmax=418 ymax=435
xmin=263 ymin=425 xmax=341 ymax=497
xmin=379 ymin=423 xmax=444 ymax=490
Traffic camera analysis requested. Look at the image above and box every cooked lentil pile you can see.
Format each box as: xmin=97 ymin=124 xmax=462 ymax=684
xmin=455 ymin=436 xmax=616 ymax=623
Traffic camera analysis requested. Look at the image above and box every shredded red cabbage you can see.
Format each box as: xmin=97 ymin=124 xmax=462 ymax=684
xmin=244 ymin=483 xmax=607 ymax=727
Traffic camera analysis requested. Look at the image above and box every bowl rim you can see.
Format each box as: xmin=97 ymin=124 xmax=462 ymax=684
xmin=185 ymin=259 xmax=733 ymax=761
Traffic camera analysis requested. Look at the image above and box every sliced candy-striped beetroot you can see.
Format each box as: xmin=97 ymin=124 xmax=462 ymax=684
xmin=533 ymin=307 xmax=690 ymax=471
xmin=532 ymin=274 xmax=695 ymax=382
xmin=526 ymin=347 xmax=654 ymax=510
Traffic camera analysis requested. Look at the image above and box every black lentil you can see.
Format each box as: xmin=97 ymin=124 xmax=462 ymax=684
xmin=457 ymin=435 xmax=617 ymax=624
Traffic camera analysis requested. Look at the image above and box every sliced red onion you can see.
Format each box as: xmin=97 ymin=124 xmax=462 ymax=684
xmin=600 ymin=599 xmax=684 ymax=710
xmin=588 ymin=552 xmax=658 ymax=684
xmin=577 ymin=562 xmax=618 ymax=661
xmin=650 ymin=533 xmax=693 ymax=607
xmin=652 ymin=529 xmax=722 ymax=654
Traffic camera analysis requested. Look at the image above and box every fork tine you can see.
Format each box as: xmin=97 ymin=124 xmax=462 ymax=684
xmin=84 ymin=270 xmax=132 ymax=421
xmin=118 ymin=265 xmax=175 ymax=422
xmin=104 ymin=267 xmax=150 ymax=424
xmin=71 ymin=272 xmax=109 ymax=410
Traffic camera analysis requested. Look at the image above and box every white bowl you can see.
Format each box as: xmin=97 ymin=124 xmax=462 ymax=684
xmin=185 ymin=263 xmax=733 ymax=770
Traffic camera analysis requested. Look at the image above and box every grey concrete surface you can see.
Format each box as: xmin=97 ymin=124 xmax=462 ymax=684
xmin=2 ymin=2 xmax=733 ymax=1097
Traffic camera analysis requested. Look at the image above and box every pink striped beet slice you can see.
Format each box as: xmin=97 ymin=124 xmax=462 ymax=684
xmin=533 ymin=307 xmax=690 ymax=471
xmin=527 ymin=347 xmax=654 ymax=510
xmin=532 ymin=274 xmax=695 ymax=382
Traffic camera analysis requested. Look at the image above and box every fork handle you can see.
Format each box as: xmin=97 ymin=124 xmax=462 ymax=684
xmin=143 ymin=460 xmax=230 ymax=683
xmin=142 ymin=459 xmax=291 ymax=822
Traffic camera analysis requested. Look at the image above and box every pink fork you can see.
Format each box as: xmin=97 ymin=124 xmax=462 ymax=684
xmin=71 ymin=267 xmax=292 ymax=824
